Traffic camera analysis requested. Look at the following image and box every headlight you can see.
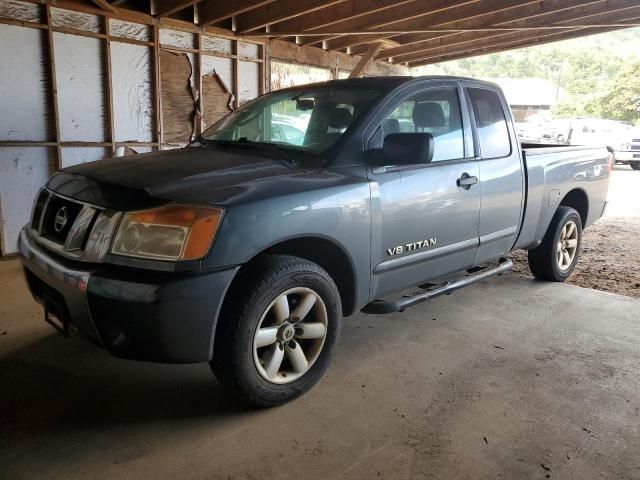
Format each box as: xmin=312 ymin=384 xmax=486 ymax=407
xmin=111 ymin=204 xmax=224 ymax=261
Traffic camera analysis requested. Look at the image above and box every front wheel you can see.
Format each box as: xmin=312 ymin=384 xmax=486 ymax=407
xmin=630 ymin=162 xmax=640 ymax=171
xmin=212 ymin=255 xmax=342 ymax=407
xmin=527 ymin=206 xmax=582 ymax=282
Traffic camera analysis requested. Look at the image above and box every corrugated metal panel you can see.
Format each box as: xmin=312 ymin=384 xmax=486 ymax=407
xmin=0 ymin=24 xmax=51 ymax=141
xmin=0 ymin=147 xmax=51 ymax=255
xmin=53 ymin=32 xmax=107 ymax=142
xmin=111 ymin=42 xmax=153 ymax=142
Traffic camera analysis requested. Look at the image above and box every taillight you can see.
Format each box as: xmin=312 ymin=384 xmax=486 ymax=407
xmin=607 ymin=153 xmax=614 ymax=173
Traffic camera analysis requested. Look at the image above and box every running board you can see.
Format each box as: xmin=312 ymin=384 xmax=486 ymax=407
xmin=361 ymin=258 xmax=513 ymax=315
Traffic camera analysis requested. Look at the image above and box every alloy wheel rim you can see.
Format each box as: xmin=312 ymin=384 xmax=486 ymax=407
xmin=253 ymin=287 xmax=328 ymax=384
xmin=556 ymin=220 xmax=578 ymax=271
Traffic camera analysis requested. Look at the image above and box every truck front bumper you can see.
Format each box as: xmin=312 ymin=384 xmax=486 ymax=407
xmin=614 ymin=150 xmax=640 ymax=162
xmin=18 ymin=228 xmax=239 ymax=363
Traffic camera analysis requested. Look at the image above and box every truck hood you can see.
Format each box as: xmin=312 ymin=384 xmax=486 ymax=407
xmin=47 ymin=147 xmax=314 ymax=209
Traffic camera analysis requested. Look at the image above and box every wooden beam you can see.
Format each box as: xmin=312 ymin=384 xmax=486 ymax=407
xmin=268 ymin=39 xmax=407 ymax=76
xmin=270 ymin=0 xmax=413 ymax=34
xmin=235 ymin=0 xmax=347 ymax=33
xmin=380 ymin=0 xmax=629 ymax=57
xmin=247 ymin=24 xmax=640 ymax=37
xmin=45 ymin=3 xmax=62 ymax=172
xmin=348 ymin=42 xmax=383 ymax=78
xmin=198 ymin=0 xmax=276 ymax=27
xmin=391 ymin=4 xmax=640 ymax=64
xmin=104 ymin=16 xmax=116 ymax=154
xmin=321 ymin=0 xmax=535 ymax=50
xmin=89 ymin=0 xmax=117 ymax=13
xmin=377 ymin=0 xmax=605 ymax=59
xmin=52 ymin=0 xmax=154 ymax=23
xmin=410 ymin=21 xmax=637 ymax=67
xmin=156 ymin=0 xmax=203 ymax=17
xmin=301 ymin=0 xmax=491 ymax=49
xmin=408 ymin=13 xmax=640 ymax=67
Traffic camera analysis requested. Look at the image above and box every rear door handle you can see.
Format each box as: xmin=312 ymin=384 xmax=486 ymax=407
xmin=456 ymin=173 xmax=478 ymax=190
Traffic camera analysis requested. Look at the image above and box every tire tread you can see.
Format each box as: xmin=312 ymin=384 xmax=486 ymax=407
xmin=212 ymin=255 xmax=340 ymax=407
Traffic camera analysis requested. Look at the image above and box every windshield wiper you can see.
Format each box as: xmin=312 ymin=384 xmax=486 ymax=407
xmin=205 ymin=137 xmax=298 ymax=165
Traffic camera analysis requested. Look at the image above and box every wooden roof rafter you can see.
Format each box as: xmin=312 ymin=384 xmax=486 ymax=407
xmin=409 ymin=16 xmax=640 ymax=67
xmin=48 ymin=0 xmax=640 ymax=75
xmin=382 ymin=0 xmax=640 ymax=63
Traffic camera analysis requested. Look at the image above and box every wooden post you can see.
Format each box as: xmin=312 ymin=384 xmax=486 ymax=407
xmin=232 ymin=39 xmax=239 ymax=108
xmin=197 ymin=30 xmax=203 ymax=136
xmin=153 ymin=23 xmax=163 ymax=149
xmin=348 ymin=42 xmax=383 ymax=78
xmin=104 ymin=15 xmax=116 ymax=155
xmin=45 ymin=3 xmax=62 ymax=172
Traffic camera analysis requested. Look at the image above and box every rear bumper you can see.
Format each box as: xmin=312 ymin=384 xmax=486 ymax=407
xmin=19 ymin=228 xmax=239 ymax=363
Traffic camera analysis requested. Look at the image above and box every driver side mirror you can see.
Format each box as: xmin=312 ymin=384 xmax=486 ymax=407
xmin=376 ymin=133 xmax=434 ymax=166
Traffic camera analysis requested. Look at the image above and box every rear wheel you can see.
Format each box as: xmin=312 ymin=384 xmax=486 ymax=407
xmin=630 ymin=162 xmax=640 ymax=171
xmin=528 ymin=206 xmax=582 ymax=282
xmin=212 ymin=255 xmax=342 ymax=407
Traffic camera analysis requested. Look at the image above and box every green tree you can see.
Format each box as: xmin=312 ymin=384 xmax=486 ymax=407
xmin=413 ymin=28 xmax=640 ymax=122
xmin=591 ymin=62 xmax=640 ymax=122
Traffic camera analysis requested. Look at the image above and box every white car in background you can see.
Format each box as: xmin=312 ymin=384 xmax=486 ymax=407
xmin=613 ymin=129 xmax=640 ymax=170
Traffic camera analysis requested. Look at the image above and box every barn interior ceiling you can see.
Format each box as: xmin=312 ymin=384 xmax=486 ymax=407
xmin=84 ymin=0 xmax=640 ymax=67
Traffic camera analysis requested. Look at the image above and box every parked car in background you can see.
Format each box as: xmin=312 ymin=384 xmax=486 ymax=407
xmin=19 ymin=77 xmax=611 ymax=407
xmin=567 ymin=118 xmax=630 ymax=148
xmin=272 ymin=120 xmax=306 ymax=146
xmin=612 ymin=128 xmax=640 ymax=170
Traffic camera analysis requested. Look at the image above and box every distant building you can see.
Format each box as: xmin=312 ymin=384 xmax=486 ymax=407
xmin=484 ymin=78 xmax=560 ymax=122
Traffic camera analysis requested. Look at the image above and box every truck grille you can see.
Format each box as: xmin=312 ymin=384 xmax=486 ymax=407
xmin=31 ymin=190 xmax=101 ymax=253
xmin=41 ymin=195 xmax=85 ymax=244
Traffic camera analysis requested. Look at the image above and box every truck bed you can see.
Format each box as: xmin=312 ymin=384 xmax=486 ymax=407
xmin=514 ymin=143 xmax=610 ymax=251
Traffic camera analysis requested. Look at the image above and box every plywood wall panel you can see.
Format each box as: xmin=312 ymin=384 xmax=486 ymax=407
xmin=160 ymin=49 xmax=196 ymax=145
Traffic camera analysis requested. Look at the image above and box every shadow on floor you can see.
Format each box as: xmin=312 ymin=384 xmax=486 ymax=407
xmin=0 ymin=329 xmax=254 ymax=444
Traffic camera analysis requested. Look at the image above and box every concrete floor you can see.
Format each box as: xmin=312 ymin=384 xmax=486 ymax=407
xmin=1 ymin=259 xmax=640 ymax=479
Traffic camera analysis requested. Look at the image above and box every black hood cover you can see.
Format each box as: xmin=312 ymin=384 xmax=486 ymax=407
xmin=48 ymin=147 xmax=306 ymax=209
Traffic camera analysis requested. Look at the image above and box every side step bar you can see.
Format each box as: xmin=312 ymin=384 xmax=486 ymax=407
xmin=361 ymin=258 xmax=513 ymax=315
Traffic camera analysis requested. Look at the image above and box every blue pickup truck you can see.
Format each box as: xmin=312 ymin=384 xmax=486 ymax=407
xmin=19 ymin=76 xmax=611 ymax=406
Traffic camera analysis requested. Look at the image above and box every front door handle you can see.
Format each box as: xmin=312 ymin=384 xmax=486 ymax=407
xmin=456 ymin=173 xmax=478 ymax=190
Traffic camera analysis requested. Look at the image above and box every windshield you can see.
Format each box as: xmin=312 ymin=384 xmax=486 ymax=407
xmin=199 ymin=85 xmax=383 ymax=154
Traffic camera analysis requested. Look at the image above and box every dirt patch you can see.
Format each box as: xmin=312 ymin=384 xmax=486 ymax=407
xmin=510 ymin=217 xmax=640 ymax=299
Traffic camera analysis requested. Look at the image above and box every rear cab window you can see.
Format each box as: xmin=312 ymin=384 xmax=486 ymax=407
xmin=468 ymin=88 xmax=512 ymax=159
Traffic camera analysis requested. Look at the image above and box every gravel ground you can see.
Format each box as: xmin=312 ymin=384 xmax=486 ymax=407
xmin=511 ymin=166 xmax=640 ymax=299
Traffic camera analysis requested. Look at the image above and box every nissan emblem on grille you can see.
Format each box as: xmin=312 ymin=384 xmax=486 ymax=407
xmin=54 ymin=207 xmax=69 ymax=234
